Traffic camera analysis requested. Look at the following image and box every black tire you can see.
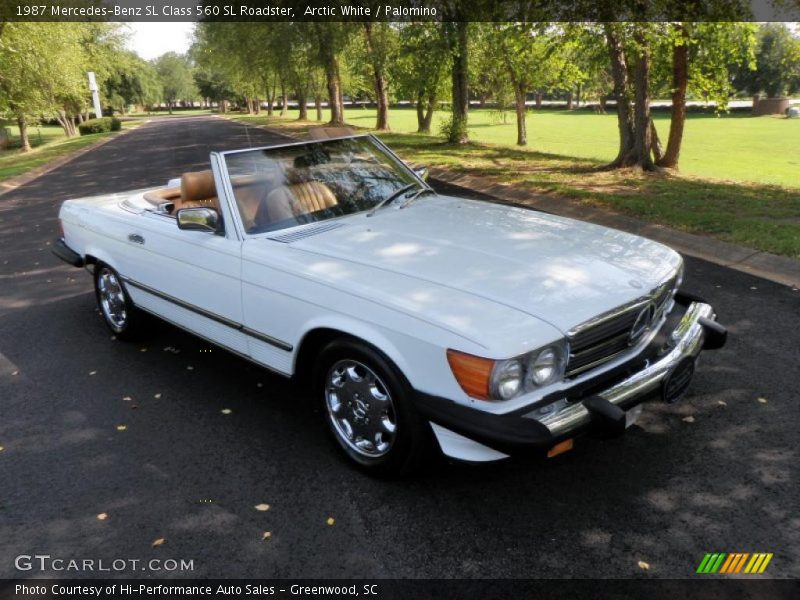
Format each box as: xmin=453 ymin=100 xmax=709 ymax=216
xmin=93 ymin=264 xmax=146 ymax=340
xmin=313 ymin=339 xmax=433 ymax=477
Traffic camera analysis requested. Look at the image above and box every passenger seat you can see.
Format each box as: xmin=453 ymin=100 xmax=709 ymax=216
xmin=174 ymin=171 xmax=219 ymax=212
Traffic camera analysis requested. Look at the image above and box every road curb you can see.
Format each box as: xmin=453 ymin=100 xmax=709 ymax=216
xmin=216 ymin=118 xmax=800 ymax=290
xmin=0 ymin=124 xmax=141 ymax=200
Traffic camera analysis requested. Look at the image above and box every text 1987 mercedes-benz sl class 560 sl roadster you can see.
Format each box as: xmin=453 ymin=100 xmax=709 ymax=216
xmin=53 ymin=134 xmax=727 ymax=476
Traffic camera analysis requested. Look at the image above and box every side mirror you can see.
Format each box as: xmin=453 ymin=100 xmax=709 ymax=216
xmin=414 ymin=167 xmax=429 ymax=182
xmin=176 ymin=207 xmax=221 ymax=233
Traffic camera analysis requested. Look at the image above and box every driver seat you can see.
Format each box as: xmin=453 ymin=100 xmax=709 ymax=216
xmin=258 ymin=181 xmax=338 ymax=226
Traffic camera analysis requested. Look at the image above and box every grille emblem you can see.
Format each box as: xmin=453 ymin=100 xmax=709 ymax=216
xmin=629 ymin=303 xmax=656 ymax=346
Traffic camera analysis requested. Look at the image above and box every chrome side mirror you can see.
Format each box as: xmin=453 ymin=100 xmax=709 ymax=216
xmin=176 ymin=207 xmax=221 ymax=233
xmin=414 ymin=167 xmax=429 ymax=182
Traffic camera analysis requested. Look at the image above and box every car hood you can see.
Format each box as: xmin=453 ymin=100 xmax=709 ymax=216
xmin=282 ymin=196 xmax=682 ymax=334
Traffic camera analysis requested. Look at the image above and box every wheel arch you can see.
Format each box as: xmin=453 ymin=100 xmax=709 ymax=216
xmin=292 ymin=322 xmax=412 ymax=391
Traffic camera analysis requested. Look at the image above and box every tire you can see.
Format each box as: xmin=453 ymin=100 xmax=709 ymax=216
xmin=93 ymin=264 xmax=146 ymax=340
xmin=314 ymin=339 xmax=433 ymax=477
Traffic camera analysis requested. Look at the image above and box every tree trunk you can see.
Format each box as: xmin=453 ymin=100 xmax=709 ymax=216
xmin=321 ymin=45 xmax=345 ymax=126
xmin=514 ymin=84 xmax=527 ymax=146
xmin=632 ymin=33 xmax=656 ymax=170
xmin=17 ymin=116 xmax=31 ymax=152
xmin=424 ymin=93 xmax=436 ymax=133
xmin=535 ymin=92 xmax=542 ymax=109
xmin=566 ymin=90 xmax=574 ymax=110
xmin=599 ymin=96 xmax=607 ymax=113
xmin=374 ymin=73 xmax=389 ymax=130
xmin=280 ymin=86 xmax=289 ymax=117
xmin=297 ymin=90 xmax=308 ymax=120
xmin=363 ymin=22 xmax=390 ymax=131
xmin=314 ymin=95 xmax=323 ymax=121
xmin=167 ymin=101 xmax=173 ymax=115
xmin=604 ymin=25 xmax=635 ymax=168
xmin=576 ymin=83 xmax=582 ymax=107
xmin=657 ymin=29 xmax=689 ymax=169
xmin=416 ymin=91 xmax=426 ymax=132
xmin=650 ymin=119 xmax=663 ymax=163
xmin=447 ymin=21 xmax=469 ymax=143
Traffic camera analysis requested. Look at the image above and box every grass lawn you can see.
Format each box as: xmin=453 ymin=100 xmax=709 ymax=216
xmin=0 ymin=121 xmax=141 ymax=183
xmin=228 ymin=109 xmax=800 ymax=258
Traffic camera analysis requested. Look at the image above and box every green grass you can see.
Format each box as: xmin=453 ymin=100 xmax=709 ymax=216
xmin=234 ymin=106 xmax=800 ymax=187
xmin=228 ymin=109 xmax=800 ymax=258
xmin=0 ymin=121 xmax=140 ymax=183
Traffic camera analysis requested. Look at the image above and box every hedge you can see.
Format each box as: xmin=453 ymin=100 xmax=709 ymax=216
xmin=78 ymin=117 xmax=122 ymax=136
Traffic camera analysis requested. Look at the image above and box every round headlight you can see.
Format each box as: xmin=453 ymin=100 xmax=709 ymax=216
xmin=528 ymin=347 xmax=562 ymax=386
xmin=492 ymin=359 xmax=523 ymax=400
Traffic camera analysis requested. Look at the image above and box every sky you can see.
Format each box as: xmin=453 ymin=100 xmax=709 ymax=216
xmin=125 ymin=22 xmax=195 ymax=60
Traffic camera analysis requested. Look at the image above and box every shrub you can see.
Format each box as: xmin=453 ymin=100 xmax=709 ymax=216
xmin=78 ymin=117 xmax=122 ymax=136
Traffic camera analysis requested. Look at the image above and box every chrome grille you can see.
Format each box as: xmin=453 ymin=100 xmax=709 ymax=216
xmin=565 ymin=277 xmax=677 ymax=378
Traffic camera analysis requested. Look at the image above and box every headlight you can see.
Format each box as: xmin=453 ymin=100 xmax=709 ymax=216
xmin=526 ymin=346 xmax=564 ymax=387
xmin=447 ymin=342 xmax=567 ymax=402
xmin=491 ymin=359 xmax=523 ymax=400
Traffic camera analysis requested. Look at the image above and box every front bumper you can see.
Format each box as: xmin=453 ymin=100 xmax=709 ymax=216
xmin=51 ymin=238 xmax=84 ymax=268
xmin=415 ymin=296 xmax=727 ymax=458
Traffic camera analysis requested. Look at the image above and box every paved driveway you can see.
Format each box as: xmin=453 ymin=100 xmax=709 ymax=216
xmin=0 ymin=116 xmax=797 ymax=579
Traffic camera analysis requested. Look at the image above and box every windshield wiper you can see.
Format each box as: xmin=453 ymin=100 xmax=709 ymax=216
xmin=366 ymin=183 xmax=419 ymax=217
xmin=399 ymin=187 xmax=436 ymax=209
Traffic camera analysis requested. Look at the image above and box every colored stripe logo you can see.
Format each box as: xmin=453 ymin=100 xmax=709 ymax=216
xmin=696 ymin=553 xmax=773 ymax=574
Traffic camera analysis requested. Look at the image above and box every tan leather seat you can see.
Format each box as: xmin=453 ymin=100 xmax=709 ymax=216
xmin=308 ymin=126 xmax=355 ymax=140
xmin=174 ymin=171 xmax=219 ymax=212
xmin=259 ymin=181 xmax=338 ymax=227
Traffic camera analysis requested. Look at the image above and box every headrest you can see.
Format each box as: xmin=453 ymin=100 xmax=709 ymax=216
xmin=181 ymin=170 xmax=217 ymax=201
xmin=308 ymin=126 xmax=354 ymax=140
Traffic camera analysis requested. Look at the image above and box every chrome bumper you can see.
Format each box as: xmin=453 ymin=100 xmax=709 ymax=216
xmin=537 ymin=301 xmax=716 ymax=437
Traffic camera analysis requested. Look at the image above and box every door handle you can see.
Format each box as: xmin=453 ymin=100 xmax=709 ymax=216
xmin=128 ymin=233 xmax=145 ymax=245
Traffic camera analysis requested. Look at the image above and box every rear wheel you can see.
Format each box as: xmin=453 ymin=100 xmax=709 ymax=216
xmin=315 ymin=339 xmax=432 ymax=477
xmin=94 ymin=265 xmax=145 ymax=340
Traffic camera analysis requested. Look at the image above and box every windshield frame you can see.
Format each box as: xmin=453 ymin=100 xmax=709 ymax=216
xmin=217 ymin=134 xmax=432 ymax=238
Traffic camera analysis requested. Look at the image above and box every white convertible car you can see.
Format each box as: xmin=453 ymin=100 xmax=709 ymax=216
xmin=53 ymin=134 xmax=727 ymax=475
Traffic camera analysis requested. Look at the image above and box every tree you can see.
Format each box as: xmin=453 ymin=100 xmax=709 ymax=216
xmin=105 ymin=51 xmax=163 ymax=113
xmin=735 ymin=23 xmax=800 ymax=98
xmin=312 ymin=23 xmax=353 ymax=125
xmin=0 ymin=23 xmax=90 ymax=149
xmin=657 ymin=22 xmax=756 ymax=168
xmin=392 ymin=23 xmax=449 ymax=133
xmin=442 ymin=20 xmax=470 ymax=143
xmin=488 ymin=23 xmax=575 ymax=146
xmin=361 ymin=22 xmax=397 ymax=131
xmin=153 ymin=52 xmax=197 ymax=113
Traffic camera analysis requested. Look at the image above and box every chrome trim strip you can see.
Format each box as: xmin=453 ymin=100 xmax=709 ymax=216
xmin=533 ymin=301 xmax=715 ymax=436
xmin=567 ymin=275 xmax=678 ymax=338
xmin=133 ymin=304 xmax=291 ymax=378
xmin=122 ymin=277 xmax=293 ymax=352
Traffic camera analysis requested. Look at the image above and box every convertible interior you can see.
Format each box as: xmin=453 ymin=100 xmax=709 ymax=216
xmin=140 ymin=169 xmax=340 ymax=232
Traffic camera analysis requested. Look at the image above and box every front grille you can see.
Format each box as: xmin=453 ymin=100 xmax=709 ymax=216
xmin=565 ymin=277 xmax=677 ymax=378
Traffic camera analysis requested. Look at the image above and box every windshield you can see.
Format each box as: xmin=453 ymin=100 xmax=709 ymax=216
xmin=222 ymin=136 xmax=420 ymax=234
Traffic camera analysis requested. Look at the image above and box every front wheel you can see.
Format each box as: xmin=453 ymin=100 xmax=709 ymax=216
xmin=314 ymin=340 xmax=433 ymax=477
xmin=94 ymin=265 xmax=145 ymax=340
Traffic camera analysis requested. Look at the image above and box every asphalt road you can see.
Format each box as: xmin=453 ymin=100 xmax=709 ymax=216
xmin=0 ymin=116 xmax=798 ymax=581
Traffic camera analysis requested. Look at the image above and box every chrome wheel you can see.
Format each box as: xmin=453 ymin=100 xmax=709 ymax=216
xmin=325 ymin=359 xmax=397 ymax=458
xmin=97 ymin=268 xmax=128 ymax=332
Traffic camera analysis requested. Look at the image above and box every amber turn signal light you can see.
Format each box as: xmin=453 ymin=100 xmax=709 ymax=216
xmin=547 ymin=438 xmax=574 ymax=458
xmin=446 ymin=349 xmax=494 ymax=400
